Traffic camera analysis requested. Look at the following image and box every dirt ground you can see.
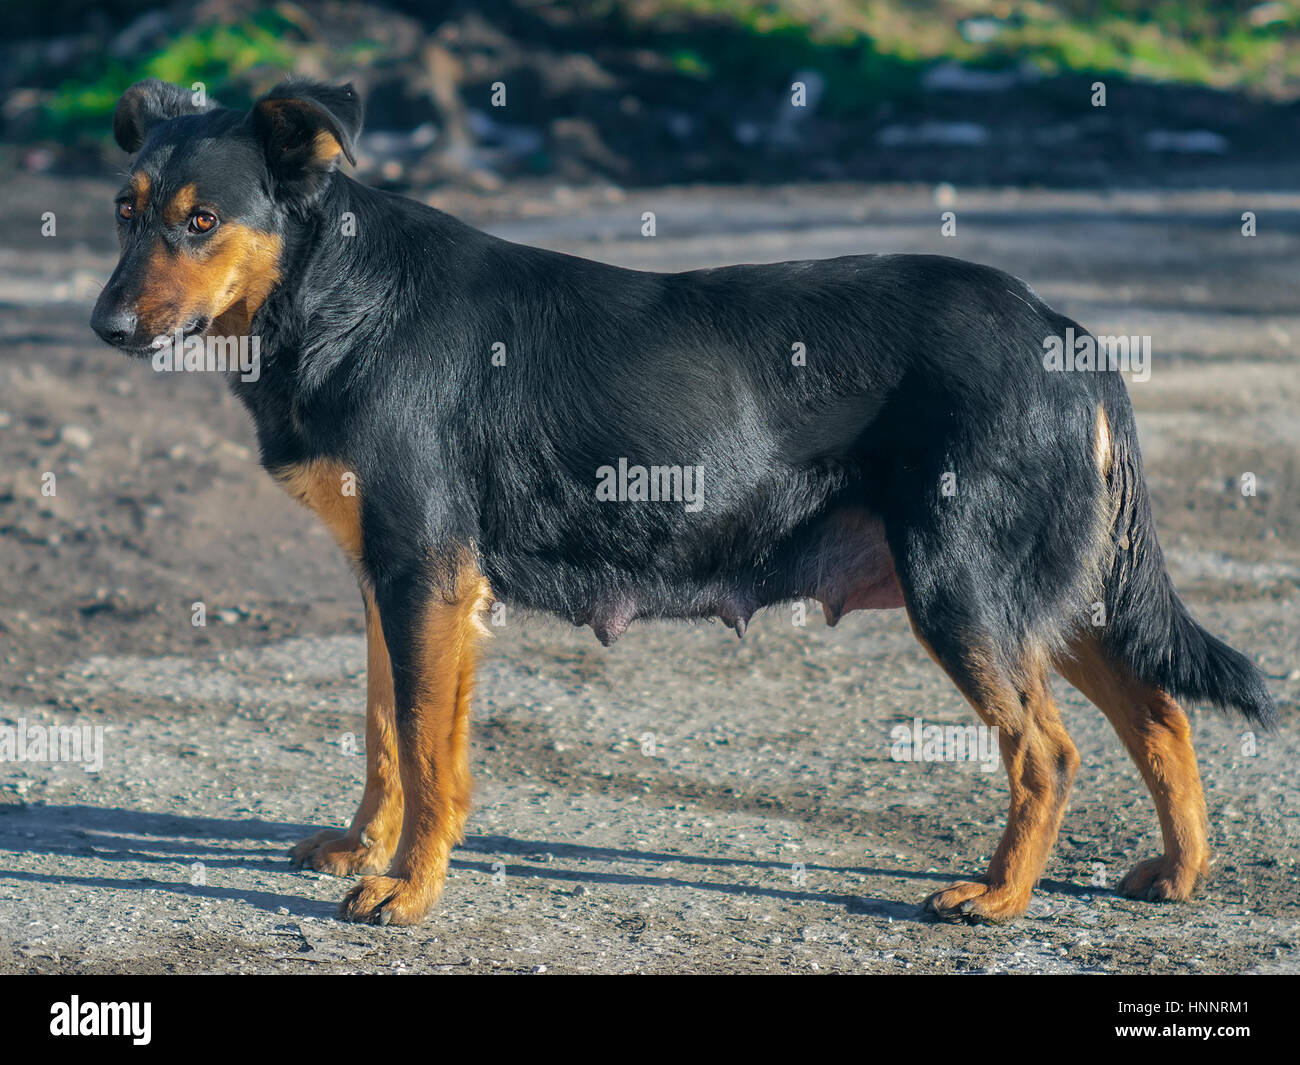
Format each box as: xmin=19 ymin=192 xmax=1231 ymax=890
xmin=0 ymin=177 xmax=1296 ymax=974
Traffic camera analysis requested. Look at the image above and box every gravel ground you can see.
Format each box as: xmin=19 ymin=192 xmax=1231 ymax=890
xmin=0 ymin=178 xmax=1297 ymax=973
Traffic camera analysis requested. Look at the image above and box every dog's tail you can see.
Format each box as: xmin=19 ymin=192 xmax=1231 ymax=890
xmin=1094 ymin=395 xmax=1277 ymax=728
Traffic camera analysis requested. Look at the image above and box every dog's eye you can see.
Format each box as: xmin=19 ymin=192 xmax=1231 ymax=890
xmin=188 ymin=211 xmax=219 ymax=234
xmin=116 ymin=201 xmax=134 ymax=222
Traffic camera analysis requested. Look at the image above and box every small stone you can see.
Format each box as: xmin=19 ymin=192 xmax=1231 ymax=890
xmin=59 ymin=425 xmax=92 ymax=449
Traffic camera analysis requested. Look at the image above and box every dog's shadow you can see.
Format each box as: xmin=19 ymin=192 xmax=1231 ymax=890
xmin=0 ymin=803 xmax=1004 ymax=922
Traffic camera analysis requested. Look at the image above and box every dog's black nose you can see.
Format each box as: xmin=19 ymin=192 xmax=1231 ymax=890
xmin=91 ymin=306 xmax=138 ymax=347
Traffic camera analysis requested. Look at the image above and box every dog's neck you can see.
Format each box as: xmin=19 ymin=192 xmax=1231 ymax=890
xmin=227 ymin=173 xmax=468 ymax=470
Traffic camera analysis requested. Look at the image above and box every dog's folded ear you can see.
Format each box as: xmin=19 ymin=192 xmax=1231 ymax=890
xmin=113 ymin=79 xmax=212 ymax=153
xmin=251 ymin=81 xmax=362 ymax=206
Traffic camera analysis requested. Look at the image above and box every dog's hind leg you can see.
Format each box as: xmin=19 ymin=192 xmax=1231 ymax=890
xmin=290 ymin=588 xmax=404 ymax=875
xmin=340 ymin=561 xmax=490 ymax=925
xmin=878 ymin=431 xmax=1089 ymax=922
xmin=1055 ymin=637 xmax=1208 ymax=902
xmin=909 ymin=618 xmax=1079 ymax=923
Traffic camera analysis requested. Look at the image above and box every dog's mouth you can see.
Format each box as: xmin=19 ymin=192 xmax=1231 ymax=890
xmin=117 ymin=316 xmax=211 ymax=358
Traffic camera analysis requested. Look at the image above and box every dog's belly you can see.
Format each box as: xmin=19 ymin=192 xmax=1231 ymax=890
xmin=793 ymin=508 xmax=906 ymax=623
xmin=565 ymin=508 xmax=905 ymax=645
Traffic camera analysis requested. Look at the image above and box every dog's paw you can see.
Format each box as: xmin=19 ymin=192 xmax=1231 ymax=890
xmin=338 ymin=875 xmax=438 ymax=926
xmin=1117 ymin=856 xmax=1204 ymax=902
xmin=922 ymin=881 xmax=1030 ymax=924
xmin=289 ymin=828 xmax=391 ymax=876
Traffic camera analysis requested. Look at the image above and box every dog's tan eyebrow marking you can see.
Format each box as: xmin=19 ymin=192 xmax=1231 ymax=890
xmin=127 ymin=171 xmax=151 ymax=211
xmin=161 ymin=182 xmax=199 ymax=226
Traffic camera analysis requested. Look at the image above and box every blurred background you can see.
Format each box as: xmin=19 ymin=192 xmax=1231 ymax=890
xmin=4 ymin=0 xmax=1300 ymax=191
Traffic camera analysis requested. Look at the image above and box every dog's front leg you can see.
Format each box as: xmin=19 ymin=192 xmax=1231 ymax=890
xmin=291 ymin=588 xmax=403 ymax=875
xmin=339 ymin=561 xmax=489 ymax=925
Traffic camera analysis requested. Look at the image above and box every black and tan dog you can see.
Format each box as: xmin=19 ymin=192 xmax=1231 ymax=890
xmin=91 ymin=78 xmax=1275 ymax=925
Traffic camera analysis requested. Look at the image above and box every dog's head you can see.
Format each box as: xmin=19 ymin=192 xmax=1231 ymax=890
xmin=90 ymin=78 xmax=361 ymax=354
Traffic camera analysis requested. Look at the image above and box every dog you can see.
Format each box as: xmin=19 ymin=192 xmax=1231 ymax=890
xmin=90 ymin=78 xmax=1276 ymax=926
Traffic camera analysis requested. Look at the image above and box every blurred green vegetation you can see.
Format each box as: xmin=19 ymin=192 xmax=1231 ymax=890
xmin=40 ymin=8 xmax=301 ymax=139
xmin=596 ymin=0 xmax=1300 ymax=109
xmin=32 ymin=1 xmax=1300 ymax=141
